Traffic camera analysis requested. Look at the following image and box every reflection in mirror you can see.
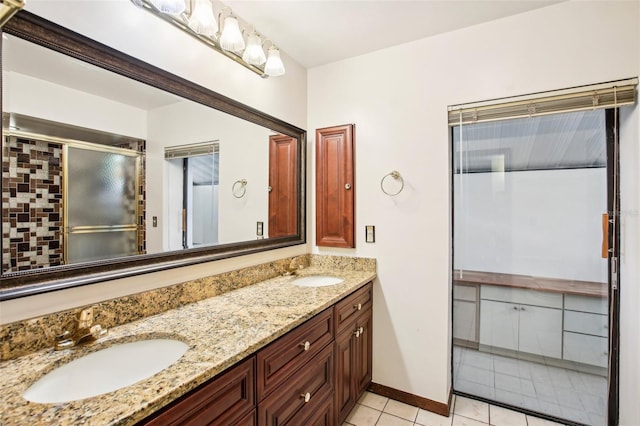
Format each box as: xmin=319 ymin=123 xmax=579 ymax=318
xmin=0 ymin=11 xmax=304 ymax=296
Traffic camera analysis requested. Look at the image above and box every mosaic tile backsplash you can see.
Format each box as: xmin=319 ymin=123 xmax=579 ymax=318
xmin=2 ymin=136 xmax=63 ymax=272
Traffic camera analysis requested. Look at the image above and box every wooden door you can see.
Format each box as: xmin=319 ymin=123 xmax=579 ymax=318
xmin=268 ymin=135 xmax=298 ymax=237
xmin=315 ymin=124 xmax=355 ymax=247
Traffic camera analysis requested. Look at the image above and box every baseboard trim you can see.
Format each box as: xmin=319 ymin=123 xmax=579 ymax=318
xmin=367 ymin=382 xmax=451 ymax=417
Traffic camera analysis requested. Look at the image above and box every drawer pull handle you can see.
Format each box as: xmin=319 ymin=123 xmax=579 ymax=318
xmin=354 ymin=303 xmax=362 ymax=310
xmin=301 ymin=392 xmax=311 ymax=403
xmin=354 ymin=326 xmax=364 ymax=338
xmin=513 ymin=306 xmax=518 ymax=310
xmin=300 ymin=341 xmax=311 ymax=351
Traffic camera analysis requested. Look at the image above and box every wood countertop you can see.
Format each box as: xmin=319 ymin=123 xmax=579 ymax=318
xmin=453 ymin=270 xmax=607 ymax=298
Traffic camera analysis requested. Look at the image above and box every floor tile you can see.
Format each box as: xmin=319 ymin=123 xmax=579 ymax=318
xmin=459 ymin=364 xmax=494 ymax=387
xmin=489 ymin=405 xmax=527 ymax=426
xmin=452 ymin=414 xmax=488 ymax=426
xmin=415 ymin=408 xmax=453 ymax=426
xmin=375 ymin=413 xmax=414 ymax=426
xmin=526 ymin=414 xmax=566 ymax=426
xmin=359 ymin=391 xmax=389 ymax=411
xmin=454 ymin=378 xmax=496 ymax=400
xmin=383 ymin=399 xmax=419 ymax=422
xmin=494 ymin=389 xmax=525 ymax=407
xmin=453 ymin=396 xmax=489 ymax=423
xmin=493 ymin=357 xmax=520 ymax=377
xmin=346 ymin=403 xmax=382 ymax=426
xmin=494 ymin=372 xmax=521 ymax=393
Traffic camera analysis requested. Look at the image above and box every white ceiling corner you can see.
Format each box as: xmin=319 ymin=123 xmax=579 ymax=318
xmin=223 ymin=0 xmax=566 ymax=68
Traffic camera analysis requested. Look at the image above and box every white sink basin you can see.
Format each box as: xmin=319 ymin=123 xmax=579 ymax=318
xmin=23 ymin=339 xmax=188 ymax=403
xmin=293 ymin=275 xmax=344 ymax=287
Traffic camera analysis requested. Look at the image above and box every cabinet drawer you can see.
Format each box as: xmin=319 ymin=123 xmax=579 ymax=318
xmin=258 ymin=343 xmax=334 ymax=426
xmin=564 ymin=294 xmax=607 ymax=314
xmin=235 ymin=409 xmax=256 ymax=426
xmin=257 ymin=307 xmax=333 ymax=399
xmin=563 ymin=332 xmax=608 ymax=368
xmin=564 ymin=311 xmax=608 ymax=337
xmin=335 ymin=283 xmax=373 ymax=334
xmin=454 ymin=283 xmax=478 ymax=302
xmin=139 ymin=357 xmax=255 ymax=426
xmin=481 ymin=285 xmax=562 ymax=309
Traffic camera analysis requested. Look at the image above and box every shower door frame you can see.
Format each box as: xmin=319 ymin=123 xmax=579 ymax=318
xmin=449 ymin=108 xmax=621 ymax=426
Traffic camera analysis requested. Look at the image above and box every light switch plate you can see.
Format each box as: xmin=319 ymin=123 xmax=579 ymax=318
xmin=365 ymin=225 xmax=375 ymax=243
xmin=257 ymin=221 xmax=264 ymax=237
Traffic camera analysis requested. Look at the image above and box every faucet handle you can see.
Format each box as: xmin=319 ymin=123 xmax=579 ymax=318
xmin=76 ymin=307 xmax=94 ymax=329
xmin=54 ymin=330 xmax=74 ymax=351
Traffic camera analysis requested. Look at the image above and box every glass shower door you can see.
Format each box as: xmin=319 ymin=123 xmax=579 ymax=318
xmin=65 ymin=145 xmax=140 ymax=264
xmin=452 ymin=109 xmax=610 ymax=426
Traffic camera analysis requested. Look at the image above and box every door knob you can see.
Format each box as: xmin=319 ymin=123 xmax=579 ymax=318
xmin=300 ymin=392 xmax=311 ymax=403
xmin=299 ymin=341 xmax=310 ymax=351
xmin=345 ymin=183 xmax=351 ymax=190
xmin=267 ymin=186 xmax=273 ymax=192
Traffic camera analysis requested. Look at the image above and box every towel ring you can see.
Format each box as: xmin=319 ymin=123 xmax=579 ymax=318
xmin=232 ymin=179 xmax=247 ymax=198
xmin=380 ymin=171 xmax=404 ymax=196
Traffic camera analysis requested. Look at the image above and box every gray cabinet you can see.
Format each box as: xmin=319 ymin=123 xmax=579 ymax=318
xmin=453 ymin=283 xmax=479 ymax=347
xmin=563 ymin=294 xmax=608 ymax=368
xmin=479 ymin=286 xmax=562 ymax=358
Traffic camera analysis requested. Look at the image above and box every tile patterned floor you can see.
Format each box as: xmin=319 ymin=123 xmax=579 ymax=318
xmin=453 ymin=346 xmax=607 ymax=426
xmin=344 ymin=392 xmax=567 ymax=426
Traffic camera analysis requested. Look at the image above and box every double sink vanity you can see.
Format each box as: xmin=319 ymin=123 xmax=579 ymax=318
xmin=0 ymin=255 xmax=376 ymax=425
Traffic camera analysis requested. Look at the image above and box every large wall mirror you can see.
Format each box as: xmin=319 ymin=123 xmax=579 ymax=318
xmin=0 ymin=11 xmax=306 ymax=300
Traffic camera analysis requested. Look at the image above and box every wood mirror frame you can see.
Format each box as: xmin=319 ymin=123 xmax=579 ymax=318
xmin=0 ymin=11 xmax=306 ymax=300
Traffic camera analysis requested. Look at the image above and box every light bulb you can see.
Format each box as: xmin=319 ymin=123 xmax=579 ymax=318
xmin=264 ymin=46 xmax=285 ymax=76
xmin=188 ymin=0 xmax=218 ymax=37
xmin=149 ymin=0 xmax=185 ymax=15
xmin=219 ymin=16 xmax=245 ymax=52
xmin=242 ymin=33 xmax=266 ymax=66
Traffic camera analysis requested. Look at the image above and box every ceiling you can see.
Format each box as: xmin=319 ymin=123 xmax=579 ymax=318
xmin=224 ymin=0 xmax=564 ymax=68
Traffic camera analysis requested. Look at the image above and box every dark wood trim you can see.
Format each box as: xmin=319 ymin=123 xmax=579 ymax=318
xmin=0 ymin=11 xmax=307 ymax=300
xmin=367 ymin=382 xmax=450 ymax=417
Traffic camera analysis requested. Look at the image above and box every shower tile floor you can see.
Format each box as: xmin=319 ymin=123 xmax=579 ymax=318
xmin=453 ymin=346 xmax=607 ymax=426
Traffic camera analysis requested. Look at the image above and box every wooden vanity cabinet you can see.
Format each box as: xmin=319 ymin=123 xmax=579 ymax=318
xmin=139 ymin=282 xmax=373 ymax=426
xmin=137 ymin=357 xmax=255 ymax=426
xmin=334 ymin=284 xmax=373 ymax=424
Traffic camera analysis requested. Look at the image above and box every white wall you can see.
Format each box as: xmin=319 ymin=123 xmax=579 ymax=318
xmin=454 ymin=168 xmax=608 ymax=283
xmin=3 ymin=72 xmax=146 ymax=138
xmin=308 ymin=1 xmax=639 ymax=419
xmin=0 ymin=0 xmax=308 ymax=323
xmin=146 ymin=99 xmax=270 ymax=252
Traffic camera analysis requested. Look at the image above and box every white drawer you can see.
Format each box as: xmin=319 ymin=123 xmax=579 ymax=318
xmin=564 ymin=311 xmax=608 ymax=337
xmin=481 ymin=286 xmax=562 ymax=309
xmin=564 ymin=294 xmax=607 ymax=314
xmin=563 ymin=332 xmax=608 ymax=368
xmin=454 ymin=284 xmax=478 ymax=302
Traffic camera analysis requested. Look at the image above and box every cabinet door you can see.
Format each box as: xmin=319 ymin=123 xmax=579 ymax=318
xmin=453 ymin=300 xmax=477 ymax=344
xmin=315 ymin=124 xmax=355 ymax=248
xmin=268 ymin=135 xmax=298 ymax=237
xmin=479 ymin=300 xmax=519 ymax=351
xmin=518 ymin=305 xmax=562 ymax=358
xmin=335 ymin=328 xmax=356 ymax=424
xmin=354 ymin=308 xmax=372 ymax=395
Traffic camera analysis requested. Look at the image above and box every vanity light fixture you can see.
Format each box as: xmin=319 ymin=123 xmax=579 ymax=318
xmin=188 ymin=0 xmax=218 ymax=36
xmin=219 ymin=15 xmax=245 ymax=52
xmin=0 ymin=0 xmax=24 ymax=28
xmin=150 ymin=0 xmax=186 ymax=15
xmin=132 ymin=0 xmax=285 ymax=78
xmin=242 ymin=32 xmax=267 ymax=66
xmin=264 ymin=46 xmax=285 ymax=77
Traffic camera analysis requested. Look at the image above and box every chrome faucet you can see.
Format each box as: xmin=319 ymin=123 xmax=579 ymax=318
xmin=55 ymin=307 xmax=108 ymax=350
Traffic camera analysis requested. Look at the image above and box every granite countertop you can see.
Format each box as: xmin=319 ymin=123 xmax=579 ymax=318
xmin=0 ymin=267 xmax=376 ymax=426
xmin=453 ymin=270 xmax=607 ymax=298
